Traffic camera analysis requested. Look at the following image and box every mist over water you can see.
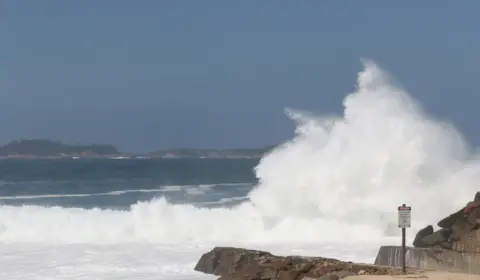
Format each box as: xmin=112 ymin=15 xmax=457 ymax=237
xmin=0 ymin=60 xmax=478 ymax=245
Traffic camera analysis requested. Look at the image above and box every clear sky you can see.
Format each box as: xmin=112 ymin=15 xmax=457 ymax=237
xmin=1 ymin=1 xmax=479 ymax=152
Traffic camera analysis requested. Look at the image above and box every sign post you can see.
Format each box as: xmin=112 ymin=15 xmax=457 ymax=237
xmin=398 ymin=204 xmax=411 ymax=275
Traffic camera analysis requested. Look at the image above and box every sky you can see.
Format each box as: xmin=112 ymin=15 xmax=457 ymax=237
xmin=1 ymin=1 xmax=480 ymax=153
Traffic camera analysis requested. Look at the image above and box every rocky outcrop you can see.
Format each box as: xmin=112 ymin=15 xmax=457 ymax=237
xmin=194 ymin=247 xmax=419 ymax=280
xmin=375 ymin=191 xmax=480 ymax=275
xmin=412 ymin=191 xmax=480 ymax=250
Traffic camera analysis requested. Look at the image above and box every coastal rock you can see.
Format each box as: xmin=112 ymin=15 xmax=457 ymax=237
xmin=421 ymin=228 xmax=451 ymax=246
xmin=412 ymin=225 xmax=434 ymax=247
xmin=413 ymin=191 xmax=480 ymax=251
xmin=437 ymin=208 xmax=464 ymax=228
xmin=385 ymin=191 xmax=480 ymax=274
xmin=194 ymin=247 xmax=416 ymax=280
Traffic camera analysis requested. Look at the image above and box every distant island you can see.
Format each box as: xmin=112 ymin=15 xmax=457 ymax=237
xmin=0 ymin=139 xmax=120 ymax=159
xmin=0 ymin=139 xmax=275 ymax=159
xmin=149 ymin=146 xmax=275 ymax=159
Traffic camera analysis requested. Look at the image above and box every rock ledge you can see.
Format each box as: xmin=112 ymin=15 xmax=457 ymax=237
xmin=194 ymin=247 xmax=418 ymax=280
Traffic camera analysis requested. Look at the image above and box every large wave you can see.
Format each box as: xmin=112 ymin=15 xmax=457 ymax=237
xmin=0 ymin=60 xmax=478 ymax=245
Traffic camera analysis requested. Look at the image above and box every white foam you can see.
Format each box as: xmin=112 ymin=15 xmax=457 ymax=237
xmin=249 ymin=60 xmax=477 ymax=233
xmin=0 ymin=241 xmax=381 ymax=280
xmin=0 ymin=60 xmax=477 ymax=247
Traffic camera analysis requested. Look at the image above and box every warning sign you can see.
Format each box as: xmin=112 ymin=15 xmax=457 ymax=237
xmin=398 ymin=205 xmax=411 ymax=228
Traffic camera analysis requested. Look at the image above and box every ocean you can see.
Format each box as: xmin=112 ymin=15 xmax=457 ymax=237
xmin=1 ymin=61 xmax=479 ymax=279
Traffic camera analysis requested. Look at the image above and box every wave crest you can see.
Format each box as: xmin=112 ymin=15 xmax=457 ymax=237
xmin=1 ymin=60 xmax=477 ymax=245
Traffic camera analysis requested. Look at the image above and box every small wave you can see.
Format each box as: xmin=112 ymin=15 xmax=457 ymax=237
xmin=0 ymin=189 xmax=164 ymax=200
xmin=185 ymin=188 xmax=206 ymax=196
xmin=197 ymin=196 xmax=250 ymax=206
xmin=0 ymin=183 xmax=251 ymax=201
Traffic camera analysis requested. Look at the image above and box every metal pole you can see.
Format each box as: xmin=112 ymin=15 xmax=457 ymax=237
xmin=402 ymin=227 xmax=406 ymax=274
xmin=402 ymin=203 xmax=406 ymax=274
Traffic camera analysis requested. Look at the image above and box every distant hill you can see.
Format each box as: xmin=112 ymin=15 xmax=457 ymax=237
xmin=148 ymin=145 xmax=276 ymax=158
xmin=0 ymin=139 xmax=119 ymax=157
xmin=0 ymin=139 xmax=277 ymax=158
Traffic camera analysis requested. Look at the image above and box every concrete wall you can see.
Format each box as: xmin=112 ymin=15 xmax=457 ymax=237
xmin=374 ymin=246 xmax=480 ymax=274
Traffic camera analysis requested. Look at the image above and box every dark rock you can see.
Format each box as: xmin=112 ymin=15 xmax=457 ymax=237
xmin=420 ymin=228 xmax=451 ymax=247
xmin=413 ymin=225 xmax=434 ymax=247
xmin=427 ymin=192 xmax=480 ymax=245
xmin=195 ymin=247 xmax=416 ymax=280
xmin=475 ymin=191 xmax=480 ymax=202
xmin=437 ymin=208 xmax=465 ymax=228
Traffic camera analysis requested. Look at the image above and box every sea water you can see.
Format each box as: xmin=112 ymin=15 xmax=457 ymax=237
xmin=1 ymin=60 xmax=479 ymax=279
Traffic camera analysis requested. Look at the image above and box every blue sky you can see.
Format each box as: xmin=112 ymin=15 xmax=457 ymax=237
xmin=1 ymin=1 xmax=479 ymax=152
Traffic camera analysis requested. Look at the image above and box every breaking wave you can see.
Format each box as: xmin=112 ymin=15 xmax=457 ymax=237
xmin=0 ymin=60 xmax=478 ymax=244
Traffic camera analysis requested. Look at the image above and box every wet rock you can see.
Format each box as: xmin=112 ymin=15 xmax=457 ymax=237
xmin=194 ymin=247 xmax=416 ymax=280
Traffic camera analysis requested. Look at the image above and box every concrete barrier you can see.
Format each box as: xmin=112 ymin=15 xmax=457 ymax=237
xmin=374 ymin=245 xmax=480 ymax=274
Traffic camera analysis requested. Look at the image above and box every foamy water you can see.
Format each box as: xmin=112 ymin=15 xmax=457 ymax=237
xmin=0 ymin=60 xmax=478 ymax=279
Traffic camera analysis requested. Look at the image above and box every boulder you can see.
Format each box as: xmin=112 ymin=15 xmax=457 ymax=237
xmin=421 ymin=228 xmax=452 ymax=246
xmin=405 ymin=191 xmax=480 ymax=274
xmin=437 ymin=208 xmax=465 ymax=228
xmin=437 ymin=192 xmax=480 ymax=229
xmin=194 ymin=247 xmax=418 ymax=280
xmin=414 ymin=191 xmax=480 ymax=249
xmin=412 ymin=225 xmax=434 ymax=247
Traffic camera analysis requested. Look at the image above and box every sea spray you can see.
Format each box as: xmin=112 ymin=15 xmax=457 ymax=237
xmin=0 ymin=60 xmax=477 ymax=244
xmin=250 ymin=59 xmax=475 ymax=233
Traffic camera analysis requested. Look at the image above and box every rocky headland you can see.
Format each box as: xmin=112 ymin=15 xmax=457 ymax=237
xmin=0 ymin=139 xmax=120 ymax=158
xmin=412 ymin=191 xmax=480 ymax=250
